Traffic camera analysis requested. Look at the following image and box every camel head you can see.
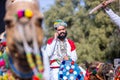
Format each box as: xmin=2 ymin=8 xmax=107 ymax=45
xmin=4 ymin=0 xmax=44 ymax=79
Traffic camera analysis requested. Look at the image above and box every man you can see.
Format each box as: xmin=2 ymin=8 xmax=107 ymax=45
xmin=45 ymin=19 xmax=77 ymax=80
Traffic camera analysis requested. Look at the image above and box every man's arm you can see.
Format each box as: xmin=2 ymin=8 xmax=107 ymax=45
xmin=105 ymin=8 xmax=120 ymax=29
xmin=45 ymin=38 xmax=57 ymax=57
xmin=70 ymin=50 xmax=77 ymax=61
xmin=68 ymin=39 xmax=77 ymax=61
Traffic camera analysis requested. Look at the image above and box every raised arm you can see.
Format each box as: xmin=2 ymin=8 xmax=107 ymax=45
xmin=105 ymin=8 xmax=120 ymax=29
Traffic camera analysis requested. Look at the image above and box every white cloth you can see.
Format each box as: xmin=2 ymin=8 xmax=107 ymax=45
xmin=46 ymin=38 xmax=77 ymax=67
xmin=105 ymin=8 xmax=120 ymax=29
xmin=41 ymin=47 xmax=50 ymax=80
xmin=45 ymin=38 xmax=77 ymax=80
xmin=79 ymin=66 xmax=86 ymax=77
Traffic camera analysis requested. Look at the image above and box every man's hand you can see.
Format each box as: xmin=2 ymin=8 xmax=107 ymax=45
xmin=54 ymin=32 xmax=58 ymax=39
xmin=63 ymin=56 xmax=69 ymax=60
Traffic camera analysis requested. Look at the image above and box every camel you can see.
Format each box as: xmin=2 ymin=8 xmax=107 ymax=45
xmin=4 ymin=0 xmax=49 ymax=80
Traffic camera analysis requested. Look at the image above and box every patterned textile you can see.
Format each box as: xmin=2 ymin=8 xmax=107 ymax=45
xmin=58 ymin=59 xmax=84 ymax=80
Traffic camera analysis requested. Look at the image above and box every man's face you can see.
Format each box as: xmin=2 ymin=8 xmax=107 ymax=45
xmin=56 ymin=26 xmax=67 ymax=40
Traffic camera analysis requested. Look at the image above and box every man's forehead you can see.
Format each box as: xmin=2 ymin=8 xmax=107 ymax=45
xmin=57 ymin=26 xmax=66 ymax=29
xmin=57 ymin=26 xmax=65 ymax=29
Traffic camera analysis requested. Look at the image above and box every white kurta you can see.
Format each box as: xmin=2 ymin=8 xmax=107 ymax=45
xmin=41 ymin=47 xmax=50 ymax=80
xmin=45 ymin=38 xmax=77 ymax=80
xmin=105 ymin=8 xmax=120 ymax=29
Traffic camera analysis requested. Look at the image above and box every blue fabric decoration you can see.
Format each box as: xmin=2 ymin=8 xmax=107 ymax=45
xmin=58 ymin=59 xmax=84 ymax=80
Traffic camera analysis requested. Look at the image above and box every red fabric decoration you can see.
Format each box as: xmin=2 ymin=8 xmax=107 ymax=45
xmin=33 ymin=75 xmax=40 ymax=80
xmin=68 ymin=39 xmax=76 ymax=51
xmin=69 ymin=69 xmax=74 ymax=73
xmin=1 ymin=42 xmax=6 ymax=46
xmin=71 ymin=61 xmax=75 ymax=65
xmin=47 ymin=37 xmax=54 ymax=44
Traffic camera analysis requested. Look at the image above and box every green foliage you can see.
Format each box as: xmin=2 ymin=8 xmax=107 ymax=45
xmin=44 ymin=0 xmax=120 ymax=64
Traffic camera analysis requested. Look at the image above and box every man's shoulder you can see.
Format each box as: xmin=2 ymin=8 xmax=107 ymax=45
xmin=47 ymin=37 xmax=54 ymax=44
xmin=67 ymin=39 xmax=75 ymax=44
xmin=67 ymin=39 xmax=76 ymax=51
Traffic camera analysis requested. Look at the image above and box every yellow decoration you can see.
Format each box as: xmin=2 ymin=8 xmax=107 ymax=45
xmin=2 ymin=74 xmax=8 ymax=80
xmin=54 ymin=22 xmax=59 ymax=25
xmin=25 ymin=9 xmax=33 ymax=18
xmin=5 ymin=47 xmax=9 ymax=53
xmin=0 ymin=73 xmax=16 ymax=80
xmin=0 ymin=52 xmax=2 ymax=56
xmin=0 ymin=76 xmax=3 ymax=80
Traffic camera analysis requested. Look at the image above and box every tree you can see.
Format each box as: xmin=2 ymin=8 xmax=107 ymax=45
xmin=44 ymin=0 xmax=120 ymax=64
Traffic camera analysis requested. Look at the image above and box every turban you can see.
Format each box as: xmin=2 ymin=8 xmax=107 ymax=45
xmin=54 ymin=19 xmax=67 ymax=29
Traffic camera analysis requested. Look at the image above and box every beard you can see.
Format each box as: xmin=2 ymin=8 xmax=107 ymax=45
xmin=57 ymin=31 xmax=67 ymax=40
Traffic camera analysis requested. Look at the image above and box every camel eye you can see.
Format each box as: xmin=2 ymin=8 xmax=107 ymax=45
xmin=36 ymin=18 xmax=43 ymax=27
xmin=5 ymin=19 xmax=13 ymax=28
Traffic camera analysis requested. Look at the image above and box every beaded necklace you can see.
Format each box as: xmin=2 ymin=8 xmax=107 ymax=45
xmin=0 ymin=71 xmax=15 ymax=80
xmin=0 ymin=50 xmax=15 ymax=80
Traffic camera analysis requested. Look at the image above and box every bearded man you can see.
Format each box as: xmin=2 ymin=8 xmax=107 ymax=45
xmin=45 ymin=19 xmax=77 ymax=80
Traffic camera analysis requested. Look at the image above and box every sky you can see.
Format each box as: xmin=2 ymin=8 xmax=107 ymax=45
xmin=38 ymin=0 xmax=85 ymax=12
xmin=39 ymin=0 xmax=55 ymax=12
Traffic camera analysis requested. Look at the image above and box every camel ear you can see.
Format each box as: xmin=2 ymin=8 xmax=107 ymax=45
xmin=5 ymin=0 xmax=15 ymax=10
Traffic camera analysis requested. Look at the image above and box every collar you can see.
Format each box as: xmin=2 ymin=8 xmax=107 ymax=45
xmin=57 ymin=38 xmax=67 ymax=42
xmin=8 ymin=55 xmax=34 ymax=79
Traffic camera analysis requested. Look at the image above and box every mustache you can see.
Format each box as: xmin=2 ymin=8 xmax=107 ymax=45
xmin=57 ymin=31 xmax=67 ymax=40
xmin=59 ymin=32 xmax=65 ymax=35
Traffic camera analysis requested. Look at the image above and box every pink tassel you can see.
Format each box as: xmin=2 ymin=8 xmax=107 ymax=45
xmin=0 ymin=59 xmax=5 ymax=67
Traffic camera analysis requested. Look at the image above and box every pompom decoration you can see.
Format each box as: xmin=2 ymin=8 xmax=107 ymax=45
xmin=2 ymin=52 xmax=9 ymax=69
xmin=17 ymin=10 xmax=24 ymax=19
xmin=0 ymin=42 xmax=6 ymax=47
xmin=33 ymin=75 xmax=40 ymax=80
xmin=16 ymin=9 xmax=33 ymax=19
xmin=25 ymin=9 xmax=33 ymax=18
xmin=0 ymin=60 xmax=5 ymax=67
xmin=0 ymin=52 xmax=6 ymax=67
xmin=58 ymin=59 xmax=84 ymax=80
xmin=33 ymin=73 xmax=43 ymax=80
